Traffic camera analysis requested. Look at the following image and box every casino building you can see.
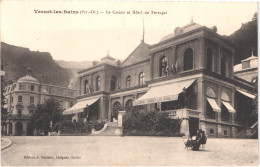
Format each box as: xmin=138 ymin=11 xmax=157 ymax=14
xmin=4 ymin=67 xmax=78 ymax=136
xmin=64 ymin=20 xmax=256 ymax=138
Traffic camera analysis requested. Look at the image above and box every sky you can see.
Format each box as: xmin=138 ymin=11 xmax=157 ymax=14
xmin=1 ymin=1 xmax=258 ymax=62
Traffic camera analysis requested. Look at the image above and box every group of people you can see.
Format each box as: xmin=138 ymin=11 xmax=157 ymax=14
xmin=185 ymin=129 xmax=207 ymax=151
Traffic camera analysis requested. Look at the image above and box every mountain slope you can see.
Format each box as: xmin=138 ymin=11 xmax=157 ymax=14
xmin=55 ymin=60 xmax=92 ymax=70
xmin=1 ymin=42 xmax=72 ymax=87
xmin=224 ymin=14 xmax=257 ymax=65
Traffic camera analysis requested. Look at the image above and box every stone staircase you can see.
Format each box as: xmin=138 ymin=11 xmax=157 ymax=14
xmin=236 ymin=121 xmax=258 ymax=139
xmin=94 ymin=122 xmax=121 ymax=136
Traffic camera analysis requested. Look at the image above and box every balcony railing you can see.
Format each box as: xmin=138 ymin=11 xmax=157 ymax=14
xmin=162 ymin=108 xmax=200 ymax=119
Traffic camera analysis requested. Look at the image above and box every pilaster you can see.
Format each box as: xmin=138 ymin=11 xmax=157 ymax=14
xmin=197 ymin=78 xmax=205 ymax=118
xmin=199 ymin=37 xmax=206 ymax=69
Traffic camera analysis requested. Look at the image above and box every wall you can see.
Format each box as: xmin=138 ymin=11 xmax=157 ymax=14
xmin=120 ymin=61 xmax=150 ymax=89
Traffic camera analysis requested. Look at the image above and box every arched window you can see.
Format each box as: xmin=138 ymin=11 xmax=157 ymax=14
xmin=126 ymin=75 xmax=131 ymax=88
xmin=110 ymin=76 xmax=116 ymax=91
xmin=159 ymin=56 xmax=167 ymax=76
xmin=183 ymin=48 xmax=193 ymax=71
xmin=125 ymin=99 xmax=133 ymax=112
xmin=221 ymin=92 xmax=230 ymax=121
xmin=139 ymin=72 xmax=145 ymax=85
xmin=84 ymin=80 xmax=89 ymax=94
xmin=206 ymin=88 xmax=217 ymax=119
xmin=96 ymin=76 xmax=100 ymax=91
xmin=206 ymin=48 xmax=213 ymax=71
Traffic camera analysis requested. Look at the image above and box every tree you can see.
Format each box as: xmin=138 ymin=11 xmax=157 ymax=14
xmin=31 ymin=98 xmax=63 ymax=135
xmin=1 ymin=59 xmax=8 ymax=135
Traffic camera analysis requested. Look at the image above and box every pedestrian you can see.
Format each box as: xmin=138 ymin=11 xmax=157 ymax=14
xmin=192 ymin=129 xmax=202 ymax=151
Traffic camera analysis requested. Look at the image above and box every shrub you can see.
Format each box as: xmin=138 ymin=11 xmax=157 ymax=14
xmin=123 ymin=110 xmax=183 ymax=136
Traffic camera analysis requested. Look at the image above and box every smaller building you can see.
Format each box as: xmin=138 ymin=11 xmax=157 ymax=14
xmin=234 ymin=52 xmax=258 ymax=83
xmin=4 ymin=67 xmax=78 ymax=136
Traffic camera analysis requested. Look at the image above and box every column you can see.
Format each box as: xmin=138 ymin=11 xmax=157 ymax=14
xmin=79 ymin=77 xmax=82 ymax=95
xmin=90 ymin=73 xmax=93 ymax=93
xmin=200 ymin=121 xmax=207 ymax=132
xmin=231 ymin=126 xmax=236 ymax=138
xmin=197 ymin=78 xmax=205 ymax=119
xmin=231 ymin=89 xmax=235 ymax=124
xmin=170 ymin=45 xmax=177 ymax=76
xmin=217 ymin=85 xmax=222 ymax=138
xmin=12 ymin=121 xmax=15 ymax=136
xmin=6 ymin=123 xmax=9 ymax=135
xmin=101 ymin=70 xmax=106 ymax=91
xmin=199 ymin=37 xmax=206 ymax=69
xmin=22 ymin=122 xmax=27 ymax=136
xmin=217 ymin=85 xmax=222 ymax=123
xmin=180 ymin=119 xmax=189 ymax=136
xmin=119 ymin=96 xmax=124 ymax=110
xmin=231 ymin=51 xmax=235 ymax=78
xmin=217 ymin=45 xmax=222 ymax=74
xmin=108 ymin=98 xmax=112 ymax=121
xmin=217 ymin=124 xmax=222 ymax=138
xmin=150 ymin=53 xmax=154 ymax=80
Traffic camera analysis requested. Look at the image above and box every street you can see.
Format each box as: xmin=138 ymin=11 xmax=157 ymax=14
xmin=1 ymin=136 xmax=258 ymax=166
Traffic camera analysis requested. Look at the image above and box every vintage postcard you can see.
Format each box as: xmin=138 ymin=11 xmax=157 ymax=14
xmin=0 ymin=1 xmax=258 ymax=166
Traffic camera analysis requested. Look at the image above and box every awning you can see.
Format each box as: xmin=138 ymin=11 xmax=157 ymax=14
xmin=63 ymin=97 xmax=99 ymax=115
xmin=236 ymin=89 xmax=256 ymax=99
xmin=222 ymin=101 xmax=236 ymax=113
xmin=207 ymin=98 xmax=221 ymax=112
xmin=133 ymin=79 xmax=196 ymax=106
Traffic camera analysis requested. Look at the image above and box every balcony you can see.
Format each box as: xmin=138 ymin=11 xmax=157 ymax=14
xmin=162 ymin=108 xmax=200 ymax=119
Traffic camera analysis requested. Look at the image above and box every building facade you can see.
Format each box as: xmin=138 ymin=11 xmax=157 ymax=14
xmin=4 ymin=67 xmax=78 ymax=136
xmin=64 ymin=21 xmax=256 ymax=138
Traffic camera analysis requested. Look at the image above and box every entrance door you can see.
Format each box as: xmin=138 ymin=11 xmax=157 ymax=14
xmin=16 ymin=122 xmax=23 ymax=136
xmin=189 ymin=117 xmax=199 ymax=137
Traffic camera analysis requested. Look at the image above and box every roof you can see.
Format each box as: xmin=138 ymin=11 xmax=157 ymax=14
xmin=241 ymin=55 xmax=258 ymax=62
xmin=120 ymin=42 xmax=150 ymax=67
xmin=160 ymin=21 xmax=202 ymax=42
xmin=101 ymin=53 xmax=116 ymax=61
xmin=17 ymin=67 xmax=39 ymax=84
xmin=234 ymin=55 xmax=258 ymax=72
xmin=18 ymin=75 xmax=39 ymax=84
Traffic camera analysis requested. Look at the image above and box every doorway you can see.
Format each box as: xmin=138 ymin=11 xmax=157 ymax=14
xmin=189 ymin=117 xmax=199 ymax=137
xmin=16 ymin=122 xmax=23 ymax=136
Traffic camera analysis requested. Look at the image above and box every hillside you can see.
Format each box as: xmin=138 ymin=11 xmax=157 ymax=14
xmin=1 ymin=42 xmax=72 ymax=87
xmin=55 ymin=60 xmax=92 ymax=70
xmin=224 ymin=13 xmax=257 ymax=65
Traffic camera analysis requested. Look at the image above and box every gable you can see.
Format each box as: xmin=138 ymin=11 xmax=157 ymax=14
xmin=120 ymin=42 xmax=150 ymax=67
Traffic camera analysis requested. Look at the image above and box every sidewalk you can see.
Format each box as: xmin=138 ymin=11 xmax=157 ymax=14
xmin=1 ymin=137 xmax=12 ymax=150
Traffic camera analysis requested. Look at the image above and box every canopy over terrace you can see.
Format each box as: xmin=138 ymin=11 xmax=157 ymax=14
xmin=236 ymin=89 xmax=256 ymax=99
xmin=63 ymin=97 xmax=99 ymax=115
xmin=133 ymin=79 xmax=196 ymax=106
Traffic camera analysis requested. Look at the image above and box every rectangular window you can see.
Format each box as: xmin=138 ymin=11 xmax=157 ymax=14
xmin=19 ymin=84 xmax=22 ymax=90
xmin=18 ymin=96 xmax=22 ymax=102
xmin=11 ymin=96 xmax=13 ymax=102
xmin=31 ymin=85 xmax=34 ymax=91
xmin=30 ymin=96 xmax=34 ymax=103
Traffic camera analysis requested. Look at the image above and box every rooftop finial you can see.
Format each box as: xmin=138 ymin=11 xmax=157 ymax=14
xmin=251 ymin=47 xmax=254 ymax=57
xmin=26 ymin=66 xmax=32 ymax=76
xmin=191 ymin=16 xmax=194 ymax=23
xmin=107 ymin=50 xmax=109 ymax=56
